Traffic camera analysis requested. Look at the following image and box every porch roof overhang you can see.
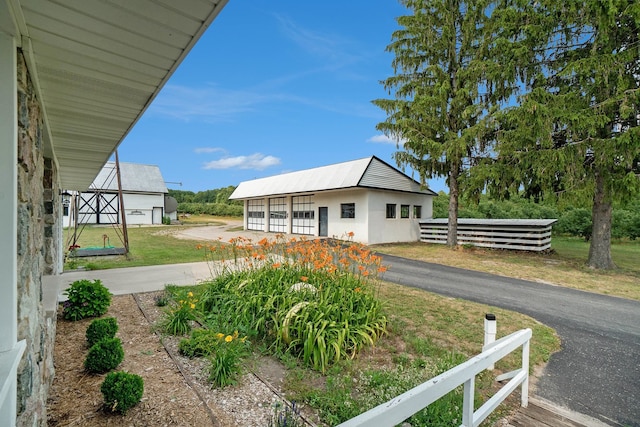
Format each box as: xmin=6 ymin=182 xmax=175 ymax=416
xmin=1 ymin=0 xmax=228 ymax=190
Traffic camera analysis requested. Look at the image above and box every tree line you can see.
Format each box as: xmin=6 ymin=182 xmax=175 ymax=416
xmin=433 ymin=192 xmax=640 ymax=241
xmin=374 ymin=0 xmax=639 ymax=269
xmin=168 ymin=187 xmax=243 ymax=217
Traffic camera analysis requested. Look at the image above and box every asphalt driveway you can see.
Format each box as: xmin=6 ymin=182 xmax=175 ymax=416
xmin=379 ymin=254 xmax=640 ymax=427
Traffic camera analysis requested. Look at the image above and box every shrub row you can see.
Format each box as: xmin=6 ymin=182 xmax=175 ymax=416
xmin=63 ymin=279 xmax=143 ymax=415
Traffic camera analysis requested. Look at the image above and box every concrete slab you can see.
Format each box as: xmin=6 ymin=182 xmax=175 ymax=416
xmin=44 ymin=261 xmax=214 ymax=305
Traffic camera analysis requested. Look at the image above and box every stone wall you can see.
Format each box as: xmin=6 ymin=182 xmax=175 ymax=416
xmin=16 ymin=49 xmax=57 ymax=427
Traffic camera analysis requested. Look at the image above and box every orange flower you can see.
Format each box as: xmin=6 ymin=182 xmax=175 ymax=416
xmin=354 ymin=287 xmax=361 ymax=293
xmin=196 ymin=244 xmax=203 ymax=250
xmin=272 ymin=262 xmax=281 ymax=268
xmin=377 ymin=266 xmax=388 ymax=273
xmin=300 ymin=276 xmax=308 ymax=282
xmin=347 ymin=231 xmax=354 ymax=237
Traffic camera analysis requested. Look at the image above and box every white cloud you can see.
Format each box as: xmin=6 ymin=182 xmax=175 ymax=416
xmin=367 ymin=134 xmax=405 ymax=145
xmin=203 ymin=153 xmax=281 ymax=171
xmin=194 ymin=147 xmax=224 ymax=154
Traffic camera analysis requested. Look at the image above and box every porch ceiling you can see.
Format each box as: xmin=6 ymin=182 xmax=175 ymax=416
xmin=6 ymin=0 xmax=228 ymax=190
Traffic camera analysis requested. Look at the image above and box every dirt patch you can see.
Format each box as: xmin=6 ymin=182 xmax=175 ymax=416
xmin=47 ymin=293 xmax=320 ymax=427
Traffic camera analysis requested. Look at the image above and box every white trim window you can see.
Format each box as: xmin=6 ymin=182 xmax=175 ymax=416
xmin=386 ymin=203 xmax=396 ymax=219
xmin=247 ymin=199 xmax=265 ymax=231
xmin=341 ymin=203 xmax=355 ymax=219
xmin=292 ymin=195 xmax=314 ymax=235
xmin=401 ymin=204 xmax=410 ymax=219
xmin=269 ymin=197 xmax=287 ymax=233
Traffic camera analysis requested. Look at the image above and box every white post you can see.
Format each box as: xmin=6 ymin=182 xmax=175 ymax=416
xmin=0 ymin=31 xmax=24 ymax=427
xmin=484 ymin=313 xmax=496 ymax=370
xmin=462 ymin=377 xmax=475 ymax=426
xmin=521 ymin=339 xmax=530 ymax=408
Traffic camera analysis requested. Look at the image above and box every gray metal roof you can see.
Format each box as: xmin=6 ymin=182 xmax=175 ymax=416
xmin=420 ymin=218 xmax=558 ymax=226
xmin=2 ymin=0 xmax=228 ymax=190
xmin=90 ymin=162 xmax=168 ymax=194
xmin=229 ymin=156 xmax=436 ymax=199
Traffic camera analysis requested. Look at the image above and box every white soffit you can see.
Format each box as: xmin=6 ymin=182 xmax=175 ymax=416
xmin=9 ymin=0 xmax=228 ymax=190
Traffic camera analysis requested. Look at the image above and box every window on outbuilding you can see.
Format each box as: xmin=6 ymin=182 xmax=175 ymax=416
xmin=341 ymin=203 xmax=355 ymax=218
xmin=386 ymin=204 xmax=396 ymax=219
xmin=401 ymin=204 xmax=410 ymax=218
xmin=413 ymin=205 xmax=422 ymax=219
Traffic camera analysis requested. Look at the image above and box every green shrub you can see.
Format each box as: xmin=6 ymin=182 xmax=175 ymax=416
xmin=84 ymin=338 xmax=124 ymax=374
xmin=101 ymin=371 xmax=144 ymax=414
xmin=63 ymin=279 xmax=112 ymax=321
xmin=86 ymin=317 xmax=118 ymax=347
xmin=179 ymin=329 xmax=220 ymax=358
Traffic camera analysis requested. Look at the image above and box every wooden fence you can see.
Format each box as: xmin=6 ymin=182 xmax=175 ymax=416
xmin=419 ymin=219 xmax=557 ymax=251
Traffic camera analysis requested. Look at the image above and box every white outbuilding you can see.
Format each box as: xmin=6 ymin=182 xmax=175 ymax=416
xmin=229 ymin=156 xmax=437 ymax=244
xmin=64 ymin=161 xmax=175 ymax=227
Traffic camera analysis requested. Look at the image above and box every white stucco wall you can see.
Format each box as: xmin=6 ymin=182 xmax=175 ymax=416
xmin=366 ymin=190 xmax=432 ymax=244
xmin=305 ymin=188 xmax=432 ymax=244
xmin=314 ymin=189 xmax=370 ymax=241
xmin=239 ymin=189 xmax=433 ymax=245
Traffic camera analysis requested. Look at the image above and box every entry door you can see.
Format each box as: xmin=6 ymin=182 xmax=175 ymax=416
xmin=152 ymin=207 xmax=163 ymax=224
xmin=318 ymin=207 xmax=328 ymax=237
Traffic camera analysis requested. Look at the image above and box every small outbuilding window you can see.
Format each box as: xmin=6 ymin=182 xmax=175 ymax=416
xmin=401 ymin=205 xmax=410 ymax=218
xmin=341 ymin=203 xmax=355 ymax=218
xmin=386 ymin=204 xmax=396 ymax=219
xmin=413 ymin=205 xmax=422 ymax=219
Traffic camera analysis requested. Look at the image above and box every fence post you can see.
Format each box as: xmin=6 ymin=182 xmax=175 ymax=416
xmin=521 ymin=338 xmax=530 ymax=408
xmin=484 ymin=313 xmax=496 ymax=370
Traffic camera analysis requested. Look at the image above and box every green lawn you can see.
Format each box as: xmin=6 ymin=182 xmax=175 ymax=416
xmin=552 ymin=236 xmax=640 ymax=274
xmin=64 ymin=225 xmax=211 ymax=270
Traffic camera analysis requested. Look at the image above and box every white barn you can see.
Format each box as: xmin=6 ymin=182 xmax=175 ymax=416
xmin=229 ymin=156 xmax=436 ymax=244
xmin=64 ymin=162 xmax=174 ymax=227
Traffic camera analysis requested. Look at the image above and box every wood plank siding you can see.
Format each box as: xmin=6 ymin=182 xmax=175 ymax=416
xmin=419 ymin=219 xmax=557 ymax=251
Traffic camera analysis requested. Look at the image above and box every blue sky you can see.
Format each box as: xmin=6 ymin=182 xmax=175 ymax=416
xmin=117 ymin=1 xmax=448 ymax=194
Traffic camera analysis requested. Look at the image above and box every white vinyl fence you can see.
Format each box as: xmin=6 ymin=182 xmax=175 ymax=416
xmin=337 ymin=328 xmax=532 ymax=427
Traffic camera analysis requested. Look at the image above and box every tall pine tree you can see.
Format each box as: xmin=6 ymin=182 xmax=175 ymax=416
xmin=373 ymin=0 xmax=509 ymax=247
xmin=495 ymin=0 xmax=640 ymax=269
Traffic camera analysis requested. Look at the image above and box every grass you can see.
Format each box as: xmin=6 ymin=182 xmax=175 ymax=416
xmin=63 ymin=224 xmax=212 ymax=270
xmin=282 ymin=280 xmax=558 ymax=425
xmin=372 ymin=236 xmax=640 ymax=301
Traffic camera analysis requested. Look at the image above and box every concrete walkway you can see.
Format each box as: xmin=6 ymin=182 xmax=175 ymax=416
xmin=43 ymin=261 xmax=213 ymax=311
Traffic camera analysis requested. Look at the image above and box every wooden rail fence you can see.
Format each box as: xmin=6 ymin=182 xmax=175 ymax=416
xmin=419 ymin=219 xmax=557 ymax=251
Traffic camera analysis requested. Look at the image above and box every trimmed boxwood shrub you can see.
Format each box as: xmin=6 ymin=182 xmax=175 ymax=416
xmin=86 ymin=317 xmax=118 ymax=347
xmin=101 ymin=371 xmax=144 ymax=414
xmin=63 ymin=279 xmax=112 ymax=321
xmin=84 ymin=338 xmax=124 ymax=374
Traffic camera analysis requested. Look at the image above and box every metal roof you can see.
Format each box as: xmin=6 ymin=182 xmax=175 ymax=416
xmin=420 ymin=218 xmax=558 ymax=226
xmin=89 ymin=161 xmax=168 ymax=194
xmin=230 ymin=156 xmax=436 ymax=199
xmin=2 ymin=0 xmax=228 ymax=190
